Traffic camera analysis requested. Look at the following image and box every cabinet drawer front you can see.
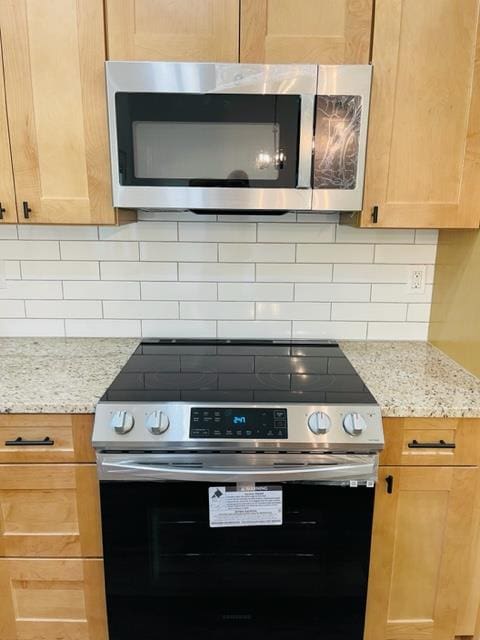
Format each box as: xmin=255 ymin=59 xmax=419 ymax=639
xmin=0 ymin=558 xmax=107 ymax=640
xmin=380 ymin=418 xmax=480 ymax=466
xmin=0 ymin=414 xmax=94 ymax=463
xmin=0 ymin=464 xmax=101 ymax=557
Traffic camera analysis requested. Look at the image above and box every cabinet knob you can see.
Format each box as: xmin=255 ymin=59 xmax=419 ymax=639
xmin=371 ymin=205 xmax=379 ymax=224
xmin=23 ymin=201 xmax=31 ymax=219
xmin=0 ymin=202 xmax=5 ymax=220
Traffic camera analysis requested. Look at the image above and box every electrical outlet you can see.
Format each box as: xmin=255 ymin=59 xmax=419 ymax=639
xmin=408 ymin=265 xmax=426 ymax=294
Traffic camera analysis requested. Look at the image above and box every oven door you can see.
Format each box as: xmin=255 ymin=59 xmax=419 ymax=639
xmin=98 ymin=452 xmax=376 ymax=640
xmin=106 ymin=61 xmax=316 ymax=210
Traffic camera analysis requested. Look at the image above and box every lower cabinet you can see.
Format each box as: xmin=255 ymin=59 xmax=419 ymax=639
xmin=0 ymin=558 xmax=108 ymax=640
xmin=365 ymin=465 xmax=479 ymax=640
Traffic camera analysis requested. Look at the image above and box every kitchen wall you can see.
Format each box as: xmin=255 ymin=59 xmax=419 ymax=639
xmin=0 ymin=212 xmax=437 ymax=339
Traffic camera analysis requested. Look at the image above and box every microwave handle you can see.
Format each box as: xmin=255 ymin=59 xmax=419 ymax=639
xmin=297 ymin=94 xmax=315 ymax=189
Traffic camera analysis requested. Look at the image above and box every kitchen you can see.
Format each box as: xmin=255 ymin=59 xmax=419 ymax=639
xmin=1 ymin=1 xmax=480 ymax=639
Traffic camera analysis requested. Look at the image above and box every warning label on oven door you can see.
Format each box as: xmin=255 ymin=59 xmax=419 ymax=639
xmin=208 ymin=486 xmax=283 ymax=528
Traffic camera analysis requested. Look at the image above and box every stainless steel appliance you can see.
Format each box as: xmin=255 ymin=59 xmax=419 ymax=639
xmin=106 ymin=62 xmax=372 ymax=212
xmin=92 ymin=339 xmax=383 ymax=640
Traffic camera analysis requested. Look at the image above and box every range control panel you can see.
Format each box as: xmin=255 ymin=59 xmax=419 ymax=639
xmin=190 ymin=407 xmax=288 ymax=439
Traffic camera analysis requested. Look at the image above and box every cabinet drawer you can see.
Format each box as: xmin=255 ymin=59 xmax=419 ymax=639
xmin=0 ymin=464 xmax=101 ymax=557
xmin=0 ymin=558 xmax=108 ymax=640
xmin=380 ymin=418 xmax=480 ymax=466
xmin=0 ymin=414 xmax=94 ymax=463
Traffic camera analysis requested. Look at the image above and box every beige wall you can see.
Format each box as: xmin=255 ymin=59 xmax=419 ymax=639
xmin=429 ymin=229 xmax=480 ymax=377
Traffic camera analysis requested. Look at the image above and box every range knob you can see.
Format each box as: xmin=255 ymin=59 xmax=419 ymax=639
xmin=110 ymin=410 xmax=134 ymax=435
xmin=343 ymin=412 xmax=367 ymax=436
xmin=145 ymin=410 xmax=170 ymax=435
xmin=308 ymin=411 xmax=331 ymax=435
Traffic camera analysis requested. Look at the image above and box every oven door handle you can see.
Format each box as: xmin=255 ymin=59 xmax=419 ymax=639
xmin=97 ymin=457 xmax=378 ymax=484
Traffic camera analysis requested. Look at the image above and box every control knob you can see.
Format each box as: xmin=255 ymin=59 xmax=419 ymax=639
xmin=109 ymin=410 xmax=134 ymax=435
xmin=343 ymin=412 xmax=367 ymax=436
xmin=145 ymin=410 xmax=170 ymax=435
xmin=308 ymin=411 xmax=331 ymax=435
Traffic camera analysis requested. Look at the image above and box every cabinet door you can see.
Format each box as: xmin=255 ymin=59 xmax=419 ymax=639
xmin=240 ymin=0 xmax=373 ymax=63
xmin=0 ymin=464 xmax=102 ymax=557
xmin=365 ymin=466 xmax=478 ymax=640
xmin=0 ymin=558 xmax=107 ymax=640
xmin=106 ymin=0 xmax=240 ymax=61
xmin=0 ymin=44 xmax=16 ymax=224
xmin=358 ymin=0 xmax=480 ymax=228
xmin=0 ymin=0 xmax=117 ymax=225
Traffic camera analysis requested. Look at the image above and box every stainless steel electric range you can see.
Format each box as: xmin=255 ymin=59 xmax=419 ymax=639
xmin=92 ymin=339 xmax=384 ymax=640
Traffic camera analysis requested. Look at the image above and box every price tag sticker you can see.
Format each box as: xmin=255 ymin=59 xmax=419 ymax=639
xmin=208 ymin=485 xmax=282 ymax=528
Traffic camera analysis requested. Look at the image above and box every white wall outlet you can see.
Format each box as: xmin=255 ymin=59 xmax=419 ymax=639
xmin=408 ymin=265 xmax=426 ymax=294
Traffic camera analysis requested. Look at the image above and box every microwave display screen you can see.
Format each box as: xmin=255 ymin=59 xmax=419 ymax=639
xmin=115 ymin=93 xmax=301 ymax=188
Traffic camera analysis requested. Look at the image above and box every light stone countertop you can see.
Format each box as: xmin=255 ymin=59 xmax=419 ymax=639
xmin=1 ymin=338 xmax=480 ymax=418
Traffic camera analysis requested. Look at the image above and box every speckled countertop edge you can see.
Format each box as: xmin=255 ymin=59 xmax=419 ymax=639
xmin=1 ymin=338 xmax=480 ymax=418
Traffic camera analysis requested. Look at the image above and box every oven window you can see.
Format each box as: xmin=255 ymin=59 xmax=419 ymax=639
xmin=115 ymin=93 xmax=301 ymax=188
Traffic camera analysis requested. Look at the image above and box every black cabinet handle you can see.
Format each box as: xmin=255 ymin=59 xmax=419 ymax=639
xmin=0 ymin=202 xmax=5 ymax=220
xmin=385 ymin=475 xmax=394 ymax=494
xmin=5 ymin=436 xmax=54 ymax=446
xmin=408 ymin=439 xmax=456 ymax=449
xmin=22 ymin=201 xmax=31 ymax=219
xmin=371 ymin=205 xmax=379 ymax=224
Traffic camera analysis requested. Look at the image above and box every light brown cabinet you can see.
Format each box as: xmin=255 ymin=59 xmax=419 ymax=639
xmin=106 ymin=0 xmax=240 ymax=61
xmin=0 ymin=0 xmax=130 ymax=225
xmin=240 ymin=0 xmax=373 ymax=64
xmin=350 ymin=0 xmax=480 ymax=229
xmin=0 ymin=558 xmax=108 ymax=640
xmin=0 ymin=44 xmax=16 ymax=224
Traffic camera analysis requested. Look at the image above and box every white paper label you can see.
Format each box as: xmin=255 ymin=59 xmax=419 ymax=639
xmin=208 ymin=486 xmax=282 ymax=528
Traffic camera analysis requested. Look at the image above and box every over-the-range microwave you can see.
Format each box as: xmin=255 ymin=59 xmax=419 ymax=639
xmin=106 ymin=61 xmax=372 ymax=212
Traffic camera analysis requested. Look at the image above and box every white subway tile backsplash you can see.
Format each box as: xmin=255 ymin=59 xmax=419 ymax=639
xmin=141 ymin=282 xmax=217 ymax=301
xmin=0 ymin=219 xmax=439 ymax=340
xmin=64 ymin=281 xmax=140 ymax=300
xmin=256 ymin=302 xmax=330 ymax=320
xmin=142 ymin=319 xmax=216 ymax=338
xmin=374 ymin=244 xmax=437 ymax=264
xmin=295 ymin=283 xmax=371 ymax=302
xmin=180 ymin=263 xmax=254 ymax=282
xmin=297 ymin=244 xmax=374 ymax=263
xmin=65 ymin=319 xmax=141 ymax=337
xmin=257 ymin=264 xmax=332 ymax=282
xmin=180 ymin=302 xmax=254 ymax=320
xmin=332 ymin=302 xmax=407 ymax=322
xmin=22 ymin=261 xmax=99 ymax=280
xmin=140 ymin=242 xmax=217 ymax=262
xmin=180 ymin=222 xmax=256 ymax=242
xmin=219 ymin=244 xmax=295 ymax=263
xmin=367 ymin=322 xmax=429 ymax=340
xmin=217 ymin=321 xmax=291 ymax=339
xmin=0 ymin=240 xmax=60 ymax=260
xmin=60 ymin=241 xmax=139 ymax=261
xmin=103 ymin=301 xmax=178 ymax=319
xmin=219 ymin=283 xmax=293 ymax=301
xmin=100 ymin=262 xmax=177 ymax=281
xmin=26 ymin=300 xmax=102 ymax=319
xmin=257 ymin=223 xmax=335 ymax=243
xmin=293 ymin=321 xmax=367 ymax=340
xmin=99 ymin=221 xmax=177 ymax=241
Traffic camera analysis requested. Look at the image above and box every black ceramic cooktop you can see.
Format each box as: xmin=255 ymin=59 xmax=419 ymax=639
xmin=101 ymin=339 xmax=377 ymax=404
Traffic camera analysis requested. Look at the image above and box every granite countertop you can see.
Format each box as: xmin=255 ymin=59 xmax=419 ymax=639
xmin=1 ymin=338 xmax=480 ymax=418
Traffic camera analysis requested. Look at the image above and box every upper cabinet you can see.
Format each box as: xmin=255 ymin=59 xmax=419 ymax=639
xmin=240 ymin=0 xmax=373 ymax=63
xmin=355 ymin=0 xmax=480 ymax=229
xmin=0 ymin=0 xmax=120 ymax=224
xmin=105 ymin=0 xmax=240 ymax=61
xmin=0 ymin=46 xmax=16 ymax=224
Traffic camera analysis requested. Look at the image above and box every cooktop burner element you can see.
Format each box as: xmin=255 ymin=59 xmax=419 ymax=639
xmin=93 ymin=339 xmax=383 ymax=454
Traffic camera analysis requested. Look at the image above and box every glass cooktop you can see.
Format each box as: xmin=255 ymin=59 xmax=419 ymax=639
xmin=101 ymin=339 xmax=377 ymax=405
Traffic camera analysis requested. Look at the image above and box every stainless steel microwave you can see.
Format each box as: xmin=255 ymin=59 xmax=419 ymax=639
xmin=106 ymin=62 xmax=372 ymax=212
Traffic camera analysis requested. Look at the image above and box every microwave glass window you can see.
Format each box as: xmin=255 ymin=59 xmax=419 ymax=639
xmin=314 ymin=95 xmax=361 ymax=190
xmin=115 ymin=93 xmax=301 ymax=188
xmin=133 ymin=122 xmax=281 ymax=182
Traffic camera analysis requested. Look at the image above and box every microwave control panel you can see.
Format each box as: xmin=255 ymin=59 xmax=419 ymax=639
xmin=190 ymin=407 xmax=288 ymax=439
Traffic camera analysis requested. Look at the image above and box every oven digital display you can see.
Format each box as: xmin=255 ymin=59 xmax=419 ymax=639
xmin=190 ymin=408 xmax=288 ymax=439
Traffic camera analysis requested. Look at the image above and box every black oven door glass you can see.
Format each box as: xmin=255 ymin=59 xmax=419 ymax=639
xmin=115 ymin=93 xmax=301 ymax=188
xmin=101 ymin=481 xmax=374 ymax=640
